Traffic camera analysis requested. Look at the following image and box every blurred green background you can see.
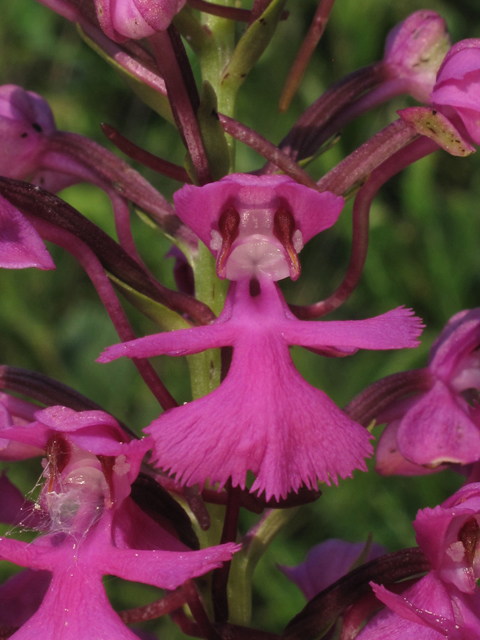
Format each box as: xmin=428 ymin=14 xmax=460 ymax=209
xmin=1 ymin=0 xmax=480 ymax=636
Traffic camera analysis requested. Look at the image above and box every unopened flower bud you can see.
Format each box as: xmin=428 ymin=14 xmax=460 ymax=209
xmin=0 ymin=85 xmax=56 ymax=179
xmin=384 ymin=10 xmax=451 ymax=102
xmin=95 ymin=0 xmax=187 ymax=41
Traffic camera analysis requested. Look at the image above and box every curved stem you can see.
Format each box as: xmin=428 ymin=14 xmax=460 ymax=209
xmin=29 ymin=216 xmax=178 ymax=410
xmin=101 ymin=124 xmax=192 ymax=184
xmin=318 ymin=118 xmax=419 ymax=196
xmin=119 ymin=587 xmax=187 ymax=623
xmin=219 ymin=114 xmax=318 ymax=189
xmin=291 ymin=136 xmax=439 ymax=319
xmin=149 ymin=27 xmax=212 ymax=185
xmin=212 ymin=484 xmax=242 ymax=622
xmin=183 ymin=579 xmax=221 ymax=639
xmin=0 ymin=178 xmax=214 ymax=325
xmin=106 ymin=190 xmax=144 ymax=265
xmin=284 ymin=548 xmax=430 ymax=640
xmin=44 ymin=132 xmax=196 ymax=248
xmin=279 ymin=0 xmax=336 ymax=112
xmin=261 ymin=63 xmax=385 ymax=174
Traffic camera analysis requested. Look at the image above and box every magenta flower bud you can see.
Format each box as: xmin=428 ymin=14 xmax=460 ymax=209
xmin=430 ymin=39 xmax=480 ymax=146
xmin=95 ymin=0 xmax=187 ymax=41
xmin=0 ymin=85 xmax=56 ymax=180
xmin=383 ymin=10 xmax=451 ymax=103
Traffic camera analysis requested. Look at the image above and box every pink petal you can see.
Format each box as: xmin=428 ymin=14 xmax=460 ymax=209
xmin=0 ymin=569 xmax=51 ymax=628
xmin=376 ymin=419 xmax=443 ymax=476
xmin=369 ymin=575 xmax=461 ymax=639
xmin=146 ymin=331 xmax=373 ymax=501
xmin=0 ymin=195 xmax=54 ymax=270
xmin=396 ymin=381 xmax=480 ymax=466
xmin=98 ymin=320 xmax=236 ymax=362
xmin=283 ymin=306 xmax=423 ymax=352
xmin=101 ymin=542 xmax=239 ymax=591
xmin=173 ymin=174 xmax=344 ymax=248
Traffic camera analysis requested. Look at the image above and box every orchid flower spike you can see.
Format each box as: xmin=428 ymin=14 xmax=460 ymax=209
xmin=0 ymin=406 xmax=238 ymax=639
xmin=358 ymin=484 xmax=480 ymax=639
xmin=375 ymin=308 xmax=480 ymax=476
xmin=95 ymin=0 xmax=187 ymax=41
xmin=99 ymin=174 xmax=423 ymax=501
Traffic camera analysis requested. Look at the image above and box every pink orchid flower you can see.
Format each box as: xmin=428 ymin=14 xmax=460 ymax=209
xmin=358 ymin=484 xmax=480 ymax=639
xmin=99 ymin=175 xmax=423 ymax=500
xmin=0 ymin=406 xmax=238 ymax=640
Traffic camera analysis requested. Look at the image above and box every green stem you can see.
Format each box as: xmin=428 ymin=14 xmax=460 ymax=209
xmin=228 ymin=507 xmax=300 ymax=625
xmin=189 ymin=242 xmax=228 ymax=400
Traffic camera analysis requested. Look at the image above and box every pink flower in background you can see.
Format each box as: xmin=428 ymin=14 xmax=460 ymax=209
xmin=358 ymin=484 xmax=480 ymax=639
xmin=430 ymin=40 xmax=480 ymax=146
xmin=95 ymin=0 xmax=187 ymax=41
xmin=376 ymin=308 xmax=480 ymax=475
xmin=279 ymin=539 xmax=385 ymax=601
xmin=0 ymin=406 xmax=238 ymax=639
xmin=0 ymin=193 xmax=55 ymax=270
xmin=0 ymin=85 xmax=55 ymax=179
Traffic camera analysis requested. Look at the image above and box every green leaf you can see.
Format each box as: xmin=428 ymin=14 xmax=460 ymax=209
xmin=219 ymin=0 xmax=287 ymax=97
xmin=77 ymin=25 xmax=175 ymax=124
xmin=197 ymin=81 xmax=231 ymax=180
xmin=109 ymin=273 xmax=191 ymax=331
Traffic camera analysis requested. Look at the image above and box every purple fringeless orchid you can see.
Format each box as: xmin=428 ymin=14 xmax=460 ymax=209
xmin=98 ymin=174 xmax=423 ymax=501
xmin=357 ymin=483 xmax=480 ymax=639
xmin=375 ymin=308 xmax=480 ymax=476
xmin=0 ymin=406 xmax=238 ymax=640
